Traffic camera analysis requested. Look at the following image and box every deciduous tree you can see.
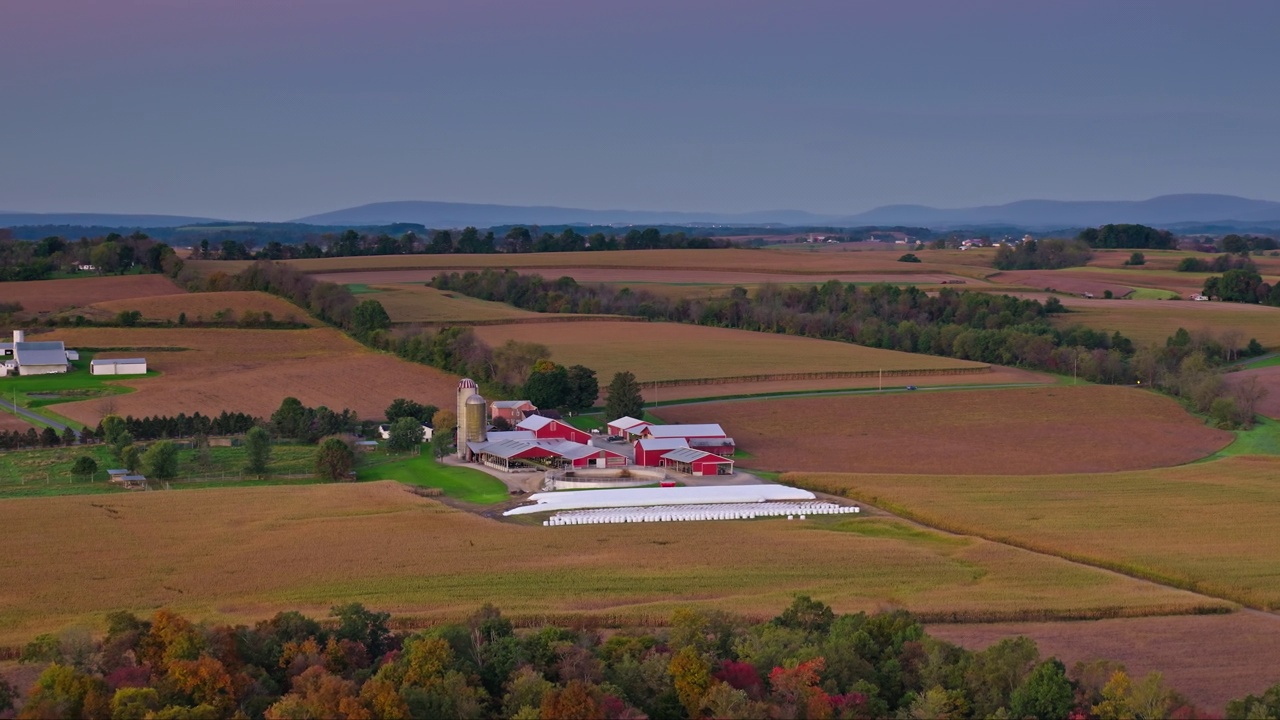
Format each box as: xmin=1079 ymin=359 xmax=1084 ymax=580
xmin=244 ymin=426 xmax=272 ymax=475
xmin=315 ymin=438 xmax=355 ymax=482
xmin=143 ymin=440 xmax=180 ymax=480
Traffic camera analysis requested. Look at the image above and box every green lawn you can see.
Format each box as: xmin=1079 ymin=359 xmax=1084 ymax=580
xmin=1239 ymin=354 xmax=1280 ymax=370
xmin=1128 ymin=288 xmax=1180 ymax=300
xmin=357 ymin=450 xmax=509 ymax=504
xmin=344 ymin=283 xmax=382 ymax=295
xmin=564 ymin=414 xmax=605 ymax=431
xmin=1201 ymin=417 xmax=1280 ymax=461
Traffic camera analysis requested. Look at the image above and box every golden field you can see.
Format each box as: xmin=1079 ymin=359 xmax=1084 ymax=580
xmin=71 ymin=291 xmax=320 ymax=326
xmin=0 ymin=275 xmax=182 ymax=314
xmin=789 ymin=455 xmax=1280 ymax=609
xmin=0 ymin=481 xmax=1226 ymax=645
xmin=473 ymin=320 xmax=985 ymax=383
xmin=363 ymin=284 xmax=562 ymax=324
xmin=1051 ymin=297 xmax=1280 ymax=346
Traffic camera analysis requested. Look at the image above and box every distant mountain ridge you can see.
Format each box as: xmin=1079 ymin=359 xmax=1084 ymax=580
xmin=4 ymin=194 xmax=1280 ymax=231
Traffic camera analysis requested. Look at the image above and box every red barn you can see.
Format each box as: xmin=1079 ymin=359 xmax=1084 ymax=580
xmin=634 ymin=438 xmax=690 ymax=467
xmin=606 ymin=416 xmax=650 ymax=438
xmin=641 ymin=423 xmax=727 ymax=441
xmin=517 ymin=415 xmax=592 ymax=444
xmin=661 ymin=447 xmax=735 ymax=476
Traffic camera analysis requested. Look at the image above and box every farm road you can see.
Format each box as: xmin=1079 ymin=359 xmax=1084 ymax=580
xmin=0 ymin=399 xmax=77 ymax=435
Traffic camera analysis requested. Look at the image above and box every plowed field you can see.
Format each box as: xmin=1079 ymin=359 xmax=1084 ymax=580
xmin=0 ymin=413 xmax=34 ymax=432
xmin=472 ymin=320 xmax=985 ymax=383
xmin=657 ymin=385 xmax=1231 ymax=474
xmin=648 ymin=366 xmax=1053 ymax=403
xmin=40 ymin=327 xmax=458 ymax=425
xmin=1225 ymin=366 xmax=1280 ymax=419
xmin=0 ymin=275 xmax=182 ymax=314
xmin=77 ymin=291 xmax=319 ymax=326
xmin=0 ymin=481 xmax=1221 ymax=645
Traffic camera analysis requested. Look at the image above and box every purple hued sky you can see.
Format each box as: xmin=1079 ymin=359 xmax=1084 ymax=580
xmin=2 ymin=0 xmax=1278 ymax=220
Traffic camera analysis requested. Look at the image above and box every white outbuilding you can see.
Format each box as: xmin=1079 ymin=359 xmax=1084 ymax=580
xmin=90 ymin=358 xmax=148 ymax=375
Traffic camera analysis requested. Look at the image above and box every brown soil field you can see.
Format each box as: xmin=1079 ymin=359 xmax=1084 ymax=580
xmin=929 ymin=611 xmax=1280 ymax=714
xmin=1053 ymin=297 xmax=1280 ymax=346
xmin=472 ymin=320 xmax=985 ymax=383
xmin=0 ymin=412 xmax=34 ymax=432
xmin=648 ymin=366 xmax=1054 ymax=402
xmin=1225 ymin=365 xmax=1280 ymax=419
xmin=790 ymin=455 xmax=1280 ymax=610
xmin=0 ymin=275 xmax=182 ymax=314
xmin=318 ymin=267 xmax=977 ymax=286
xmin=658 ymin=385 xmax=1231 ymax=474
xmin=990 ymin=270 xmax=1138 ymax=298
xmin=0 ymin=481 xmax=1223 ymax=646
xmin=73 ymin=291 xmax=319 ymax=326
xmin=38 ymin=327 xmax=458 ymax=424
xmin=1087 ymin=248 xmax=1280 ymax=275
xmin=189 ymin=247 xmax=1000 ymax=280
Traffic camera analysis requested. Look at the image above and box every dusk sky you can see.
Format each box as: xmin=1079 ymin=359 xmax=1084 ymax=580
xmin=2 ymin=0 xmax=1278 ymax=220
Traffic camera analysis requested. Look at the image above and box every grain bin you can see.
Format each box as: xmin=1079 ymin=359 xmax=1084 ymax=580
xmin=465 ymin=394 xmax=488 ymax=445
xmin=456 ymin=378 xmax=478 ymax=458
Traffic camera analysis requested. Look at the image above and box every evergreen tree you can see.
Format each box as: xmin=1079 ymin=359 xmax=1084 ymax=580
xmin=564 ymin=365 xmax=599 ymax=414
xmin=604 ymin=371 xmax=645 ymax=421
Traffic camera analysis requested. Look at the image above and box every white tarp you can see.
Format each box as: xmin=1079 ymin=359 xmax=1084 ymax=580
xmin=503 ymin=484 xmax=815 ymax=516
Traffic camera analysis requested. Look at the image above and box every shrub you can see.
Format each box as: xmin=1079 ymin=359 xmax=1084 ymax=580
xmin=897 ymin=253 xmax=921 ymax=263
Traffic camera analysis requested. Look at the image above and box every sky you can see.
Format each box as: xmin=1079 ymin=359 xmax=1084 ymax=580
xmin=2 ymin=0 xmax=1278 ymax=220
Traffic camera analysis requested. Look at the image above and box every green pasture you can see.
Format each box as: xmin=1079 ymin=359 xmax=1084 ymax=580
xmin=356 ymin=450 xmax=509 ymax=504
xmin=0 ymin=353 xmax=156 ymax=411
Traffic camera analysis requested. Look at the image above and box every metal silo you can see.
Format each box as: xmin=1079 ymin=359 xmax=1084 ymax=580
xmin=456 ymin=378 xmax=477 ymax=458
xmin=465 ymin=394 xmax=488 ymax=445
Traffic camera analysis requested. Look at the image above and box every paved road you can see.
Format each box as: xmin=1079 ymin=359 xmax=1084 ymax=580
xmin=0 ymin=398 xmax=78 ymax=435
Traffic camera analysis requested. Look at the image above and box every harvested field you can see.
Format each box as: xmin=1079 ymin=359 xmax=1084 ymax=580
xmin=472 ymin=320 xmax=985 ymax=383
xmin=0 ymin=275 xmax=182 ymax=314
xmin=365 ymin=284 xmax=555 ymax=323
xmin=0 ymin=482 xmax=1224 ymax=645
xmin=658 ymin=385 xmax=1231 ymax=474
xmin=991 ymin=270 xmax=1137 ymax=298
xmin=0 ymin=412 xmax=34 ymax=433
xmin=318 ymin=267 xmax=977 ymax=286
xmin=1053 ymin=297 xmax=1280 ymax=346
xmin=650 ymin=366 xmax=1054 ymax=403
xmin=190 ymin=247 xmax=999 ymax=279
xmin=1225 ymin=365 xmax=1280 ymax=419
xmin=929 ymin=611 xmax=1280 ymax=714
xmin=74 ymin=291 xmax=319 ymax=326
xmin=790 ymin=455 xmax=1280 ymax=609
xmin=38 ymin=327 xmax=458 ymax=425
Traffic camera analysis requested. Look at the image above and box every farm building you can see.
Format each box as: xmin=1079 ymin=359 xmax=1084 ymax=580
xmin=634 ymin=437 xmax=693 ymax=467
xmin=491 ymin=400 xmax=537 ymax=424
xmin=468 ymin=437 xmax=627 ymax=472
xmin=660 ymin=447 xmax=735 ymax=476
xmin=607 ymin=416 xmax=650 ymax=438
xmin=640 ymin=423 xmax=735 ymax=456
xmin=13 ymin=341 xmax=71 ymax=375
xmin=516 ymin=415 xmax=592 ymax=444
xmin=90 ymin=358 xmax=147 ymax=375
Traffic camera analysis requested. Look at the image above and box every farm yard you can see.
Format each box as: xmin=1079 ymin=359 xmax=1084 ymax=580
xmin=930 ymin=611 xmax=1280 ymax=714
xmin=70 ymin=290 xmax=319 ymax=326
xmin=789 ymin=454 xmax=1280 ymax=610
xmin=657 ymin=385 xmax=1232 ymax=474
xmin=473 ymin=320 xmax=987 ymax=384
xmin=34 ymin=327 xmax=459 ymax=426
xmin=0 ymin=274 xmax=182 ymax=314
xmin=0 ymin=481 xmax=1225 ymax=647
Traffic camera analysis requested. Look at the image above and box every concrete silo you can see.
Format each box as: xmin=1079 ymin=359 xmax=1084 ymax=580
xmin=464 ymin=394 xmax=488 ymax=447
xmin=456 ymin=378 xmax=477 ymax=459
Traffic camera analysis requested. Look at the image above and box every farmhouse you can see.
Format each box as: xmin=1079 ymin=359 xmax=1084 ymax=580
xmin=491 ymin=400 xmax=537 ymax=424
xmin=607 ymin=416 xmax=650 ymax=438
xmin=90 ymin=358 xmax=148 ymax=376
xmin=516 ymin=414 xmax=592 ymax=444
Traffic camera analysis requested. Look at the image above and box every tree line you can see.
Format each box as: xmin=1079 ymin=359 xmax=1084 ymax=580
xmin=7 ymin=597 xmax=1258 ymax=720
xmin=1201 ymin=268 xmax=1280 ymax=306
xmin=0 ymin=231 xmax=181 ymax=282
xmin=992 ymin=238 xmax=1093 ymax=270
xmin=199 ymin=226 xmax=732 ymax=262
xmin=1076 ymin=224 xmax=1177 ymax=249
